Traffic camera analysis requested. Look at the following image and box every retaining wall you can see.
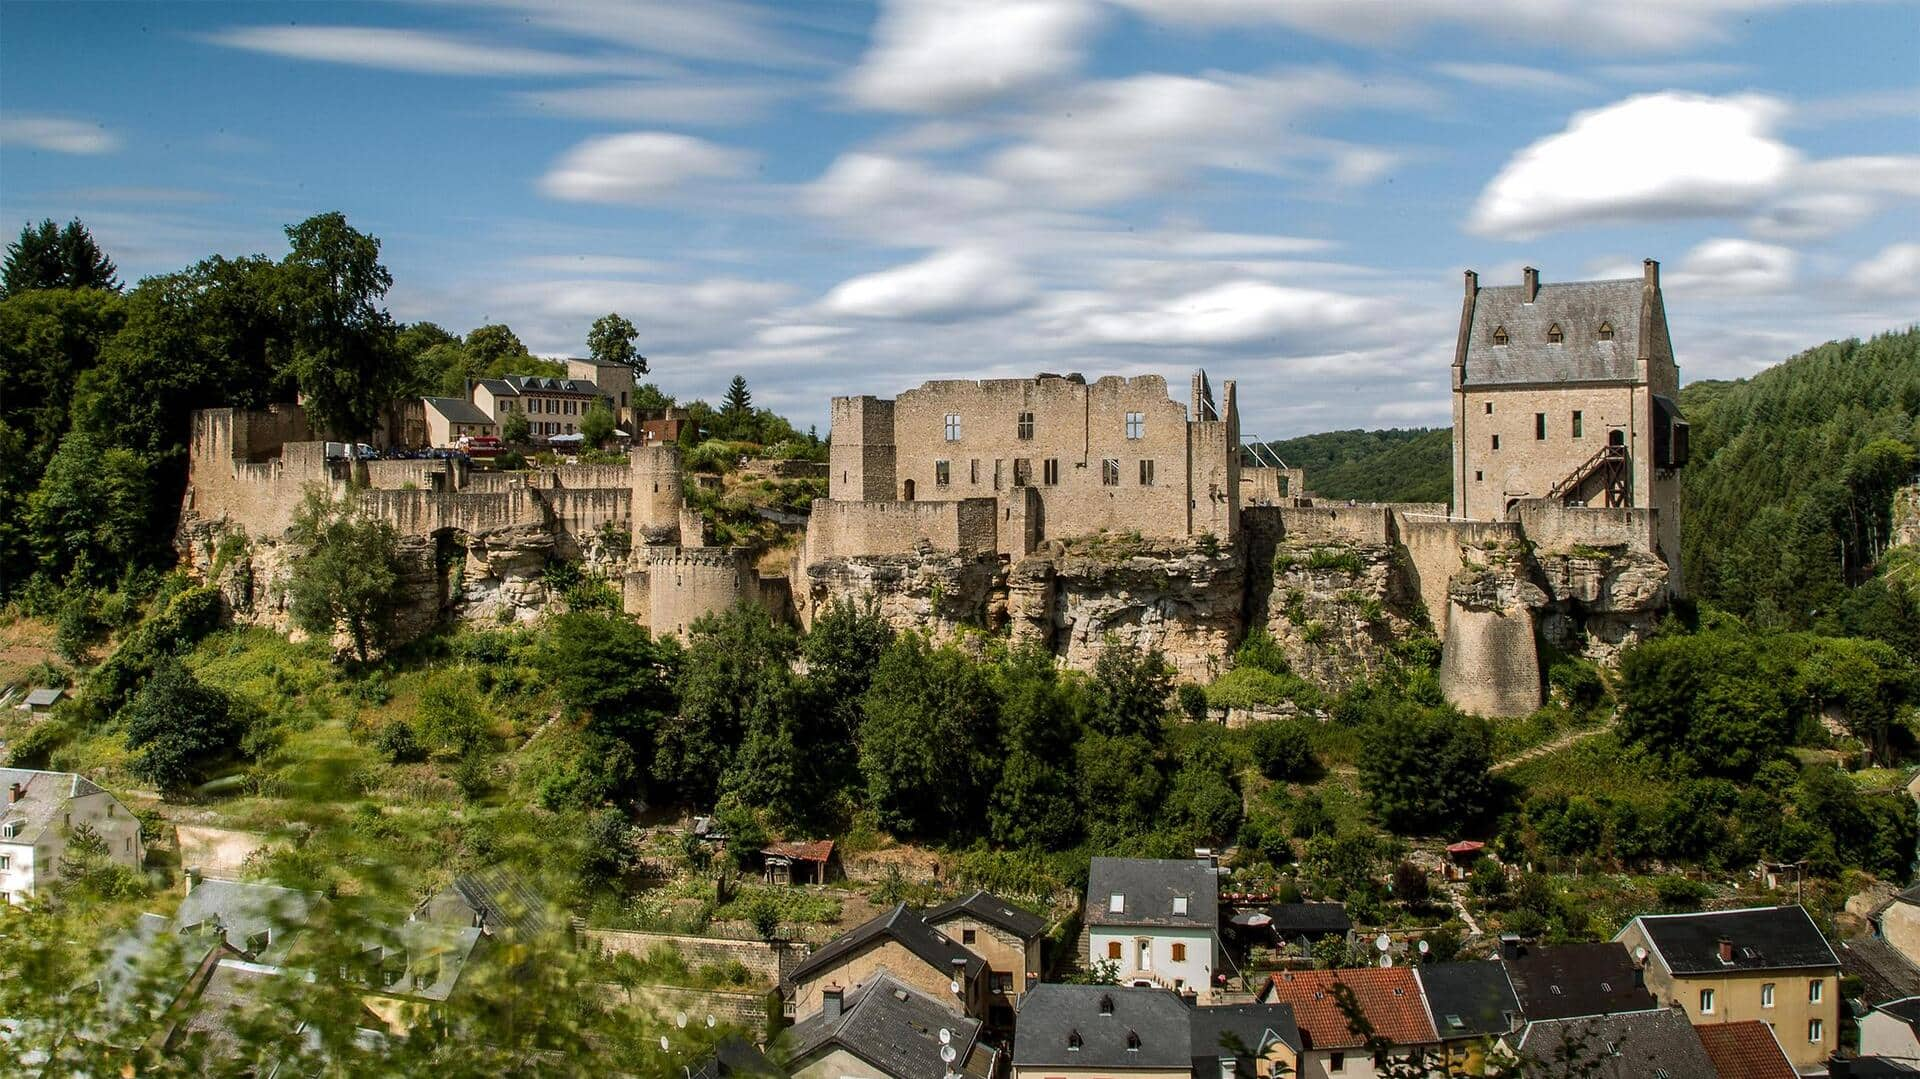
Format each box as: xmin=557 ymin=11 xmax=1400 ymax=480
xmin=1513 ymin=500 xmax=1658 ymax=554
xmin=580 ymin=928 xmax=795 ymax=984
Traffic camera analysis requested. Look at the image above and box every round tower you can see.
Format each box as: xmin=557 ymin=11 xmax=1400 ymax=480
xmin=631 ymin=442 xmax=686 ymax=547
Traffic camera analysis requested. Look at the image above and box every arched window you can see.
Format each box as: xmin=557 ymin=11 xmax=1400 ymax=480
xmin=1491 ymin=326 xmax=1508 ymax=346
xmin=1597 ymin=321 xmax=1614 ymax=341
xmin=1547 ymin=323 xmax=1563 ymax=344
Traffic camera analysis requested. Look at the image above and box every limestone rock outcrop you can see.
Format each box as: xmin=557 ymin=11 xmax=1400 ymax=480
xmin=1257 ymin=543 xmax=1428 ymax=689
xmin=796 ymin=550 xmax=1002 ymax=642
xmin=1022 ymin=537 xmax=1244 ymax=681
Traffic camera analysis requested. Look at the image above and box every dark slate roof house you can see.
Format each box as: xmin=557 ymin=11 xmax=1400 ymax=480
xmin=787 ymin=902 xmax=986 ymax=988
xmin=417 ymin=864 xmax=551 ymax=938
xmin=1457 ymin=269 xmax=1665 ymax=388
xmin=1012 ymin=984 xmax=1193 ymax=1074
xmin=1840 ymin=936 xmax=1920 ymax=1009
xmin=1264 ymin=902 xmax=1350 ymax=944
xmin=924 ymin=890 xmax=1048 ymax=942
xmin=422 ymin=396 xmax=495 ymax=427
xmin=1416 ymin=960 xmax=1523 ymax=1041
xmin=687 ymin=1034 xmax=784 ymax=1079
xmin=1086 ymin=857 xmax=1219 ymax=929
xmin=1511 ymin=1007 xmax=1716 ymax=1079
xmin=1622 ymin=905 xmax=1840 ymax=976
xmin=786 ymin=972 xmax=994 ymax=1079
xmin=1188 ymin=1001 xmax=1301 ymax=1079
xmin=1499 ymin=940 xmax=1656 ymax=1021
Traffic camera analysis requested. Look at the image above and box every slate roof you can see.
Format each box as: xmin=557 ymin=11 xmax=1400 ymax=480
xmin=1012 ymin=983 xmax=1192 ymax=1070
xmin=1842 ymin=1059 xmax=1920 ymax=1076
xmin=1262 ymin=967 xmax=1438 ymax=1050
xmin=175 ymin=878 xmax=325 ymax=965
xmin=787 ymin=902 xmax=985 ymax=987
xmin=1189 ymin=1001 xmax=1301 ymax=1078
xmin=1629 ymin=906 xmax=1840 ymax=975
xmin=23 ymin=687 xmax=63 ymax=707
xmin=423 ymin=396 xmax=495 ymax=426
xmin=1840 ymin=936 xmax=1920 ymax=1009
xmin=1462 ymin=275 xmax=1648 ymax=387
xmin=1 ymin=768 xmax=110 ymax=845
xmin=506 ymin=375 xmax=605 ymax=396
xmin=354 ymin=921 xmax=485 ymax=1003
xmin=1087 ymin=857 xmax=1219 ymax=929
xmin=924 ymin=889 xmax=1048 ymax=942
xmin=1514 ymin=1008 xmax=1716 ymax=1079
xmin=1265 ymin=902 xmax=1351 ymax=939
xmin=1501 ymin=941 xmax=1656 ymax=1021
xmin=787 ymin=972 xmax=990 ymax=1079
xmin=1873 ymin=996 xmax=1920 ymax=1030
xmin=687 ymin=1034 xmax=784 ymax=1079
xmin=1695 ymin=1019 xmax=1799 ymax=1079
xmin=474 ymin=378 xmax=518 ymax=397
xmin=1417 ymin=960 xmax=1523 ymax=1040
xmin=453 ymin=864 xmax=550 ymax=938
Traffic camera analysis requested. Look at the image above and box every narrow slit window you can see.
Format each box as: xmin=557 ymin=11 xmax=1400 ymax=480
xmin=970 ymin=459 xmax=980 ymax=484
xmin=1572 ymin=411 xmax=1584 ymax=438
xmin=1535 ymin=413 xmax=1546 ymax=440
xmin=1491 ymin=434 xmax=1501 ymax=450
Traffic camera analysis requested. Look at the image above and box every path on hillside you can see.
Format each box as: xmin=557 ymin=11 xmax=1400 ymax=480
xmin=1490 ymin=716 xmax=1617 ymax=774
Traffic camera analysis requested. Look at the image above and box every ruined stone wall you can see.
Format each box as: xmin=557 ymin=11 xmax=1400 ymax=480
xmin=802 ymin=498 xmax=998 ymax=563
xmin=631 ymin=444 xmax=686 ymax=546
xmin=555 ymin=463 xmax=634 ymax=491
xmin=541 ymin=488 xmax=632 ymax=560
xmin=363 ymin=459 xmax=453 ymax=491
xmin=1394 ymin=516 xmax=1523 ymax=637
xmin=1243 ymin=467 xmax=1307 ymax=505
xmin=181 ymin=408 xmax=347 ymax=541
xmin=647 ymin=547 xmax=757 ymax=640
xmin=1186 ymin=387 xmax=1239 ymax=540
xmin=356 ymin=488 xmax=546 ymax=536
xmin=1275 ymin=505 xmax=1398 ymax=546
xmin=829 ymin=396 xmax=896 ymax=501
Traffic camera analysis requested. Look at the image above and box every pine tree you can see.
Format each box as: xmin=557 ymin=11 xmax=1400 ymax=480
xmin=1 ymin=218 xmax=121 ymax=297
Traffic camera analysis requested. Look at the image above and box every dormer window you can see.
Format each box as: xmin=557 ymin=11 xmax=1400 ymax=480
xmin=1491 ymin=326 xmax=1508 ymax=346
xmin=1068 ymin=1029 xmax=1083 ymax=1051
xmin=1127 ymin=1030 xmax=1141 ymax=1052
xmin=1173 ymin=896 xmax=1189 ymax=917
xmin=1597 ymin=321 xmax=1614 ymax=341
xmin=1109 ymin=893 xmax=1125 ymax=914
xmin=1099 ymin=994 xmax=1115 ymax=1016
xmin=1547 ymin=323 xmax=1563 ymax=344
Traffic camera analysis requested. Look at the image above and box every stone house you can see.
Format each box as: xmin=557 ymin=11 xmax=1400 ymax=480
xmin=1451 ymin=260 xmax=1689 ymax=589
xmin=1010 ymin=984 xmax=1196 ymax=1079
xmin=0 ymin=768 xmax=145 ymax=904
xmin=784 ymin=971 xmax=995 ymax=1079
xmin=1086 ymin=857 xmax=1222 ymax=1002
xmin=565 ymin=358 xmax=637 ymax=428
xmin=1257 ymin=967 xmax=1438 ymax=1079
xmin=471 ymin=375 xmax=612 ymax=442
xmin=786 ymin=903 xmax=990 ymax=1021
xmin=1615 ymin=905 xmax=1841 ymax=1073
xmin=923 ymin=889 xmax=1047 ymax=1026
xmin=422 ymin=396 xmax=497 ymax=448
xmin=1190 ymin=1001 xmax=1305 ymax=1079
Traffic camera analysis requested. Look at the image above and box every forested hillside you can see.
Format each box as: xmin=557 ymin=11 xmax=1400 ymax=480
xmin=1678 ymin=328 xmax=1920 ymax=654
xmin=1252 ymin=427 xmax=1450 ymax=503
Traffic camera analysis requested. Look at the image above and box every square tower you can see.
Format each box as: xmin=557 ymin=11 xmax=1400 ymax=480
xmin=829 ymin=395 xmax=897 ymax=501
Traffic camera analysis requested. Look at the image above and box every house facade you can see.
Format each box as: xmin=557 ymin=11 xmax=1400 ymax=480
xmin=1 ymin=768 xmax=145 ymax=904
xmin=1616 ymin=905 xmax=1841 ymax=1072
xmin=787 ymin=972 xmax=995 ymax=1079
xmin=924 ymin=889 xmax=1047 ymax=1026
xmin=786 ymin=903 xmax=989 ymax=1021
xmin=1258 ymin=967 xmax=1438 ymax=1079
xmin=1086 ymin=857 xmax=1222 ymax=1002
xmin=422 ymin=397 xmax=498 ymax=448
xmin=565 ymin=358 xmax=637 ymax=428
xmin=472 ymin=375 xmax=613 ymax=442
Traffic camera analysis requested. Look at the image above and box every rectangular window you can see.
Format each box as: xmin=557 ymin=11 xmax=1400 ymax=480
xmin=1109 ymin=893 xmax=1125 ymax=913
xmin=992 ymin=972 xmax=1013 ymax=993
xmin=1809 ymin=980 xmax=1823 ymax=1004
xmin=1139 ymin=460 xmax=1155 ymax=485
xmin=1761 ymin=983 xmax=1775 ymax=1008
xmin=1484 ymin=402 xmax=1493 ymax=414
xmin=944 ymin=413 xmax=962 ymax=441
xmin=1043 ymin=459 xmax=1060 ymax=485
xmin=970 ymin=459 xmax=979 ymax=485
xmin=1330 ymin=1052 xmax=1345 ymax=1072
xmin=1107 ymin=940 xmax=1122 ymax=960
xmin=1101 ymin=459 xmax=1119 ymax=486
xmin=1572 ymin=410 xmax=1584 ymax=438
xmin=1535 ymin=412 xmax=1546 ymax=440
xmin=1173 ymin=896 xmax=1188 ymax=916
xmin=962 ymin=929 xmax=976 ymax=944
xmin=1171 ymin=942 xmax=1187 ymax=962
xmin=1699 ymin=988 xmax=1715 ymax=1014
xmin=1491 ymin=434 xmax=1501 ymax=450
xmin=1474 ymin=470 xmax=1484 ymax=482
xmin=935 ymin=461 xmax=951 ymax=486
xmin=1810 ymin=1019 xmax=1824 ymax=1043
xmin=1014 ymin=459 xmax=1031 ymax=486
xmin=1017 ymin=411 xmax=1035 ymax=439
xmin=0 ymin=855 xmax=8 ymax=870
xmin=1125 ymin=412 xmax=1145 ymax=439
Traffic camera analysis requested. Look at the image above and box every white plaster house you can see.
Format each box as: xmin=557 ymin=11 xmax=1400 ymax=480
xmin=0 ymin=768 xmax=145 ymax=904
xmin=1085 ymin=857 xmax=1222 ymax=1002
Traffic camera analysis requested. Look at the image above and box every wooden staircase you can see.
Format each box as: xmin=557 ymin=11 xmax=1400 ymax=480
xmin=1548 ymin=444 xmax=1629 ymax=507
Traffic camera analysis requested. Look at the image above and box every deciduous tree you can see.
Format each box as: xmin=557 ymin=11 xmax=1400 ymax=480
xmin=287 ymin=491 xmax=408 ymax=663
xmin=587 ymin=312 xmax=645 ymax=374
xmin=277 ymin=213 xmax=405 ymax=437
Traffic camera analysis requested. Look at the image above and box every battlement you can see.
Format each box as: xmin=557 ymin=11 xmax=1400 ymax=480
xmin=647 ymin=546 xmax=748 ymax=571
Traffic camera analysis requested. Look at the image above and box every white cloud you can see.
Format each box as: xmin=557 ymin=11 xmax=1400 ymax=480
xmin=539 ymin=133 xmax=754 ymax=204
xmin=846 ymin=0 xmax=1099 ymax=112
xmin=755 ymin=324 xmax=854 ymax=346
xmin=1848 ymin=243 xmax=1920 ymax=298
xmin=487 ymin=275 xmax=796 ymax=355
xmin=518 ymin=255 xmax=670 ymax=275
xmin=821 ymin=248 xmax=1035 ymax=320
xmin=0 ymin=115 xmax=117 ymax=154
xmin=205 ymin=25 xmax=629 ymax=77
xmin=1746 ymin=193 xmax=1876 ymax=241
xmin=468 ymin=0 xmax=823 ymax=69
xmin=1797 ymin=156 xmax=1920 ymax=199
xmin=1073 ymin=280 xmax=1388 ymax=346
xmin=1108 ymin=0 xmax=1797 ymax=50
xmin=1592 ymin=60 xmax=1754 ymax=83
xmin=1432 ymin=62 xmax=1594 ymax=95
xmin=1666 ymin=238 xmax=1797 ymax=296
xmin=514 ymin=81 xmax=781 ymax=125
xmin=1468 ymin=93 xmax=1797 ymax=237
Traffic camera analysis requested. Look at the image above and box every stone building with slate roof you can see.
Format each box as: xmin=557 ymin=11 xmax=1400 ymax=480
xmin=1086 ymin=857 xmax=1223 ymax=1002
xmin=1498 ymin=939 xmax=1656 ymax=1022
xmin=923 ymin=889 xmax=1048 ymax=1023
xmin=0 ymin=768 xmax=144 ymax=904
xmin=1451 ymin=260 xmax=1689 ymax=589
xmin=787 ymin=902 xmax=990 ymax=1021
xmin=786 ymin=971 xmax=995 ymax=1079
xmin=1508 ymin=1007 xmax=1717 ymax=1079
xmin=1617 ymin=905 xmax=1841 ymax=1072
xmin=1188 ymin=1001 xmax=1303 ymax=1079
xmin=1011 ymin=984 xmax=1194 ymax=1079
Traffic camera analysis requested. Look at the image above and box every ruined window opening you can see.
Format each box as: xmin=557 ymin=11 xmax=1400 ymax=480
xmin=994 ymin=460 xmax=1004 ymax=490
xmin=1474 ymin=470 xmax=1483 ymax=481
xmin=903 ymin=479 xmax=915 ymax=501
xmin=1102 ymin=459 xmax=1120 ymax=486
xmin=1014 ymin=459 xmax=1031 ymax=486
xmin=1125 ymin=412 xmax=1145 ymax=439
xmin=1484 ymin=402 xmax=1493 ymax=414
xmin=935 ymin=461 xmax=951 ymax=486
xmin=1491 ymin=434 xmax=1500 ymax=450
xmin=1609 ymin=429 xmax=1625 ymax=447
xmin=1572 ymin=411 xmax=1583 ymax=438
xmin=970 ymin=459 xmax=979 ymax=484
xmin=1139 ymin=460 xmax=1155 ymax=485
xmin=1491 ymin=326 xmax=1508 ymax=346
xmin=1017 ymin=411 xmax=1035 ymax=439
xmin=1535 ymin=413 xmax=1546 ymax=440
xmin=1597 ymin=322 xmax=1614 ymax=341
xmin=1547 ymin=323 xmax=1563 ymax=344
xmin=944 ymin=413 xmax=962 ymax=441
xmin=1043 ymin=459 xmax=1060 ymax=485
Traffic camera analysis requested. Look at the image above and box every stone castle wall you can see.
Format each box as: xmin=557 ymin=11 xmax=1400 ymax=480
xmin=1513 ymin=500 xmax=1658 ymax=554
xmin=801 ymin=497 xmax=998 ymax=563
xmin=646 ymin=547 xmax=759 ymax=640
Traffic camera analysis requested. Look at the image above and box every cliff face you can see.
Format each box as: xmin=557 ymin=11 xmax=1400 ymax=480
xmin=1253 ymin=542 xmax=1428 ymax=689
xmin=794 ymin=551 xmax=1002 ymax=643
xmin=1532 ymin=545 xmax=1671 ymax=664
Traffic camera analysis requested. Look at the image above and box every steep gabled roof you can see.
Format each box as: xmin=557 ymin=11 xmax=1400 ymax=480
xmin=1501 ymin=941 xmax=1656 ymax=1021
xmin=1190 ymin=1001 xmax=1301 ymax=1077
xmin=474 ymin=378 xmax=518 ymax=397
xmin=1417 ymin=960 xmax=1523 ymax=1040
xmin=423 ymin=397 xmax=495 ymax=426
xmin=1011 ymin=984 xmax=1192 ymax=1070
xmin=1087 ymin=857 xmax=1218 ymax=929
xmin=787 ymin=972 xmax=990 ymax=1079
xmin=1840 ymin=936 xmax=1920 ymax=1008
xmin=1514 ymin=1008 xmax=1715 ymax=1079
xmin=1695 ymin=1019 xmax=1799 ymax=1079
xmin=0 ymin=768 xmax=108 ymax=845
xmin=787 ymin=902 xmax=985 ymax=987
xmin=1463 ymin=276 xmax=1647 ymax=387
xmin=175 ymin=878 xmax=325 ymax=965
xmin=452 ymin=864 xmax=550 ymax=938
xmin=924 ymin=889 xmax=1048 ymax=942
xmin=1262 ymin=967 xmax=1438 ymax=1050
xmin=1265 ymin=902 xmax=1351 ymax=939
xmin=1628 ymin=905 xmax=1839 ymax=975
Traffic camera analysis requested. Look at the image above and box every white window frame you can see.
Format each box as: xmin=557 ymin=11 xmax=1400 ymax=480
xmin=944 ymin=414 xmax=962 ymax=441
xmin=1173 ymin=896 xmax=1188 ymax=916
xmin=1699 ymin=988 xmax=1715 ymax=1015
xmin=1810 ymin=1018 xmax=1823 ymax=1042
xmin=1125 ymin=412 xmax=1144 ymax=439
xmin=1761 ymin=983 xmax=1775 ymax=1008
xmin=1809 ymin=979 xmax=1823 ymax=1004
xmin=1109 ymin=893 xmax=1125 ymax=914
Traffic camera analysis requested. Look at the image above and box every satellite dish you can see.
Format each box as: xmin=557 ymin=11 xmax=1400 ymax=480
xmin=1417 ymin=940 xmax=1430 ymax=956
xmin=677 ymin=1012 xmax=688 ymax=1029
xmin=939 ymin=1029 xmax=953 ymax=1045
xmin=706 ymin=1015 xmax=717 ymax=1028
xmin=1378 ymin=954 xmax=1393 ymax=968
xmin=950 ymin=980 xmax=961 ymax=994
xmin=1634 ymin=946 xmax=1648 ymax=963
xmin=941 ymin=1046 xmax=958 ymax=1064
xmin=660 ymin=1036 xmax=671 ymax=1052
xmin=1375 ymin=933 xmax=1392 ymax=953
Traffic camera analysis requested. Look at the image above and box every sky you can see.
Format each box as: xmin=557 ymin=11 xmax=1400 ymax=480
xmin=1 ymin=1 xmax=1916 ymax=439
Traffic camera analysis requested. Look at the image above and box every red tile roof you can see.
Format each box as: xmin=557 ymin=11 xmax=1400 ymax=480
xmin=1695 ymin=1021 xmax=1797 ymax=1079
xmin=1263 ymin=968 xmax=1438 ymax=1050
xmin=761 ymin=839 xmax=835 ymax=863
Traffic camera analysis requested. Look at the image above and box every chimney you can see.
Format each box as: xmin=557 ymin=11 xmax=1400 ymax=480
xmin=7 ymin=782 xmax=21 ymax=804
xmin=1717 ymin=938 xmax=1734 ymax=963
xmin=186 ymin=866 xmax=202 ymax=895
xmin=1463 ymin=269 xmax=1478 ymax=297
xmin=1499 ymin=933 xmax=1524 ymax=961
xmin=823 ymin=986 xmax=843 ymax=1021
xmin=1522 ymin=266 xmax=1540 ymax=303
xmin=1643 ymin=258 xmax=1660 ymax=289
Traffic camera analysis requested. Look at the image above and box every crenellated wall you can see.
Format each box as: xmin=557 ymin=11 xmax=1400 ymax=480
xmin=647 ymin=547 xmax=759 ymax=640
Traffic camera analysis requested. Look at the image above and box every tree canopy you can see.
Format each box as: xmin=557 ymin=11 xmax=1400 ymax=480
xmin=587 ymin=312 xmax=644 ymax=374
xmin=1 ymin=217 xmax=121 ymax=296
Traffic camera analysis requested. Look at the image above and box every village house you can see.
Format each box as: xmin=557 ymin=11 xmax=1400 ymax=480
xmin=1858 ymin=997 xmax=1920 ymax=1063
xmin=923 ymin=889 xmax=1048 ymax=1026
xmin=422 ymin=396 xmax=498 ymax=448
xmin=784 ymin=971 xmax=995 ymax=1079
xmin=413 ymin=863 xmax=552 ymax=938
xmin=1415 ymin=959 xmax=1524 ymax=1071
xmin=0 ymin=768 xmax=145 ymax=904
xmin=1086 ymin=857 xmax=1223 ymax=1002
xmin=1498 ymin=938 xmax=1657 ymax=1021
xmin=1189 ymin=1001 xmax=1305 ymax=1079
xmin=1258 ymin=967 xmax=1438 ymax=1079
xmin=1506 ymin=1007 xmax=1717 ymax=1078
xmin=786 ymin=903 xmax=990 ymax=1021
xmin=759 ymin=839 xmax=838 ymax=886
xmin=1615 ymin=905 xmax=1841 ymax=1073
xmin=565 ymin=358 xmax=637 ymax=428
xmin=1262 ymin=901 xmax=1353 ymax=955
xmin=1011 ymin=984 xmax=1195 ymax=1079
xmin=470 ymin=375 xmax=613 ymax=442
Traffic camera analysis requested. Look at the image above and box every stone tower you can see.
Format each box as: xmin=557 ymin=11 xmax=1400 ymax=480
xmin=630 ymin=442 xmax=686 ymax=547
xmin=829 ymin=396 xmax=897 ymax=502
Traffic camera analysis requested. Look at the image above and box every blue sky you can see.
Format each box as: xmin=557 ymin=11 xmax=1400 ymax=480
xmin=2 ymin=1 xmax=1915 ymax=437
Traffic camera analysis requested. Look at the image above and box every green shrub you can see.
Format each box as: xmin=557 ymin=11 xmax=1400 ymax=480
xmin=7 ymin=720 xmax=68 ymax=768
xmin=372 ymin=721 xmax=422 ymax=763
xmin=1177 ymin=683 xmax=1210 ymax=722
xmin=1234 ymin=627 xmax=1291 ymax=675
xmin=1305 ymin=548 xmax=1365 ymax=575
xmin=1205 ymin=667 xmax=1323 ymax=712
xmin=414 ymin=673 xmax=489 ymax=757
xmin=1247 ymin=721 xmax=1318 ymax=781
